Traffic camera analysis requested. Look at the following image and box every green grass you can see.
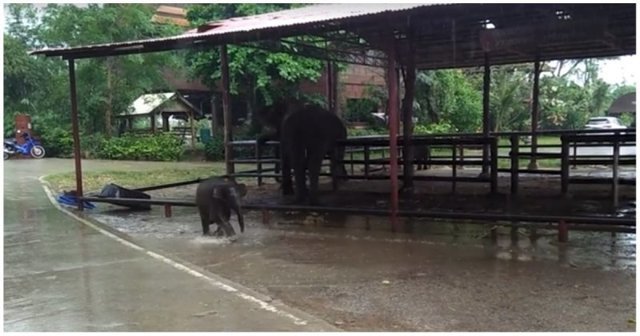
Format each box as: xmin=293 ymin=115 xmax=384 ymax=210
xmin=44 ymin=165 xmax=229 ymax=193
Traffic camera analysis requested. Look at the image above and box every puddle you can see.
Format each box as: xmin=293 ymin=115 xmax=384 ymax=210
xmin=88 ymin=202 xmax=636 ymax=273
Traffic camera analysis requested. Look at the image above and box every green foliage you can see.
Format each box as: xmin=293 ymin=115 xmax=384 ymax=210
xmin=38 ymin=127 xmax=74 ymax=158
xmin=204 ymin=132 xmax=225 ymax=161
xmin=414 ymin=122 xmax=455 ymax=135
xmin=185 ymin=4 xmax=324 ymax=130
xmin=82 ymin=133 xmax=106 ymax=159
xmin=344 ymin=99 xmax=378 ymax=123
xmin=618 ymin=112 xmax=635 ymax=127
xmin=347 ymin=128 xmax=386 ymax=137
xmin=414 ymin=70 xmax=482 ymax=132
xmin=98 ymin=133 xmax=184 ymax=161
xmin=489 ymin=65 xmax=531 ymax=132
xmin=4 ymin=3 xmax=182 ymax=139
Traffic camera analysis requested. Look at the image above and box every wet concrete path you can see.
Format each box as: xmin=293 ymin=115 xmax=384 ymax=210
xmin=3 ymin=159 xmax=337 ymax=331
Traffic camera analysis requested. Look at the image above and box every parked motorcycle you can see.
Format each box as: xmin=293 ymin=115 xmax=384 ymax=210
xmin=4 ymin=131 xmax=46 ymax=160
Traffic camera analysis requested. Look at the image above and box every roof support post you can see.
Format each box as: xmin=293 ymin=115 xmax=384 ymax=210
xmin=68 ymin=58 xmax=84 ymax=210
xmin=528 ymin=57 xmax=541 ymax=170
xmin=481 ymin=52 xmax=491 ymax=177
xmin=150 ymin=112 xmax=156 ymax=134
xmin=401 ymin=39 xmax=417 ymax=193
xmin=221 ymin=44 xmax=234 ymax=175
xmin=326 ymin=61 xmax=337 ymax=114
xmin=386 ymin=36 xmax=400 ymax=233
xmin=190 ymin=111 xmax=196 ymax=150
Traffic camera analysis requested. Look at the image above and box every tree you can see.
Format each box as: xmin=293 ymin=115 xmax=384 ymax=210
xmin=184 ymin=4 xmax=324 ymax=132
xmin=414 ymin=69 xmax=482 ymax=133
xmin=39 ymin=4 xmax=183 ymax=136
xmin=489 ymin=65 xmax=532 ymax=132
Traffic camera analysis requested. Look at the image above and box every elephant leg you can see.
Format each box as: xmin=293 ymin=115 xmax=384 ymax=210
xmin=331 ymin=146 xmax=347 ymax=190
xmin=225 ymin=188 xmax=245 ymax=233
xmin=281 ymin=145 xmax=294 ymax=195
xmin=307 ymin=148 xmax=324 ymax=205
xmin=214 ymin=207 xmax=236 ymax=237
xmin=330 ymin=149 xmax=339 ymax=191
xmin=293 ymin=152 xmax=308 ymax=204
xmin=274 ymin=145 xmax=281 ymax=181
xmin=198 ymin=206 xmax=211 ymax=235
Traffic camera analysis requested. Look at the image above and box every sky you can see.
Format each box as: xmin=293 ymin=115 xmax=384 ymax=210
xmin=597 ymin=56 xmax=637 ymax=86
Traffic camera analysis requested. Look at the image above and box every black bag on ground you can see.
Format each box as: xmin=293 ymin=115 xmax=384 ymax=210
xmin=98 ymin=183 xmax=151 ymax=210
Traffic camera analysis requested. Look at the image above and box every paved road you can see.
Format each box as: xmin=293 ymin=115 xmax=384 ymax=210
xmin=497 ymin=144 xmax=636 ymax=156
xmin=3 ymin=159 xmax=337 ymax=332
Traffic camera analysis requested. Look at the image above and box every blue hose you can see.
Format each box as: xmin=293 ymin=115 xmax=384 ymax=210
xmin=56 ymin=194 xmax=96 ymax=209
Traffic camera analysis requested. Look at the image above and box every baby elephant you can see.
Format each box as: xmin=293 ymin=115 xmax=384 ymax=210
xmin=195 ymin=177 xmax=247 ymax=237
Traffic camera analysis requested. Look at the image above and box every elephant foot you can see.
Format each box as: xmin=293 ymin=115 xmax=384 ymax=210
xmin=212 ymin=227 xmax=225 ymax=237
xmin=295 ymin=195 xmax=307 ymax=205
xmin=400 ymin=185 xmax=415 ymax=195
xmin=307 ymin=199 xmax=324 ymax=207
xmin=282 ymin=184 xmax=295 ymax=195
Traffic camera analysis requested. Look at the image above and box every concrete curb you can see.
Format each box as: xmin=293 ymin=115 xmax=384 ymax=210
xmin=39 ymin=175 xmax=340 ymax=331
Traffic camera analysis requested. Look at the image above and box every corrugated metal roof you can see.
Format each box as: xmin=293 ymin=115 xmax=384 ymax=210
xmin=30 ymin=3 xmax=431 ymax=57
xmin=186 ymin=4 xmax=428 ymax=35
xmin=124 ymin=92 xmax=175 ymax=116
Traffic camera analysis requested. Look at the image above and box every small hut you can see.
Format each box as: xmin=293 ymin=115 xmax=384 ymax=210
xmin=608 ymin=92 xmax=636 ymax=116
xmin=116 ymin=92 xmax=202 ymax=149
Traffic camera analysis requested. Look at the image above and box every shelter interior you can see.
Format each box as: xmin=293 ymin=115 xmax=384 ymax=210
xmin=31 ymin=3 xmax=636 ymax=232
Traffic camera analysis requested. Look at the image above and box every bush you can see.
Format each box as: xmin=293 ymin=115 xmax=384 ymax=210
xmin=344 ymin=98 xmax=378 ymax=123
xmin=414 ymin=122 xmax=455 ymax=135
xmin=82 ymin=133 xmax=106 ymax=159
xmin=347 ymin=127 xmax=386 ymax=137
xmin=204 ymin=132 xmax=225 ymax=161
xmin=38 ymin=127 xmax=74 ymax=158
xmin=97 ymin=132 xmax=184 ymax=161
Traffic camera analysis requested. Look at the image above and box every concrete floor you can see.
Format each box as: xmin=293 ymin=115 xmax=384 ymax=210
xmin=4 ymin=158 xmax=637 ymax=331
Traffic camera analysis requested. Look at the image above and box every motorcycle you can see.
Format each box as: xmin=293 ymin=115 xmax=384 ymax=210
xmin=4 ymin=131 xmax=46 ymax=160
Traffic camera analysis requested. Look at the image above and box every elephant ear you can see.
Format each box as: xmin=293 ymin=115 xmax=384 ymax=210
xmin=224 ymin=177 xmax=247 ymax=197
xmin=235 ymin=183 xmax=247 ymax=198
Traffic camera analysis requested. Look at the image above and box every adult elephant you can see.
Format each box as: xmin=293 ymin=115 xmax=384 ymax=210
xmin=257 ymin=99 xmax=347 ymax=205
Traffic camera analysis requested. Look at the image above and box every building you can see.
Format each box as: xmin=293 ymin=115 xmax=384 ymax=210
xmin=151 ymin=5 xmax=387 ymax=124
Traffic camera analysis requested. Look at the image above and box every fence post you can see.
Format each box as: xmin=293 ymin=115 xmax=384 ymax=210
xmin=452 ymin=140 xmax=457 ymax=193
xmin=490 ymin=137 xmax=498 ymax=194
xmin=612 ymin=138 xmax=620 ymax=209
xmin=561 ymin=135 xmax=570 ymax=195
xmin=364 ymin=145 xmax=370 ymax=178
xmin=256 ymin=141 xmax=263 ymax=187
xmin=510 ymin=134 xmax=519 ymax=194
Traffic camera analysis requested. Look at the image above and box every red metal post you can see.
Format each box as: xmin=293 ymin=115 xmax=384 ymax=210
xmin=326 ymin=61 xmax=336 ymax=113
xmin=164 ymin=204 xmax=172 ymax=218
xmin=262 ymin=209 xmax=270 ymax=225
xmin=558 ymin=220 xmax=568 ymax=243
xmin=68 ymin=59 xmax=84 ymax=210
xmin=220 ymin=45 xmax=234 ymax=175
xmin=386 ymin=37 xmax=400 ymax=233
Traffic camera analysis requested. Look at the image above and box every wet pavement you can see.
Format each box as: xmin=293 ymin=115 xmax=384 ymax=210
xmin=3 ymin=159 xmax=338 ymax=331
xmin=88 ymin=204 xmax=637 ymax=331
xmin=5 ymin=161 xmax=636 ymax=331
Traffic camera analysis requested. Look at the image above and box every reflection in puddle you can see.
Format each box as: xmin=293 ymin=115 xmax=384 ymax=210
xmin=89 ymin=205 xmax=636 ymax=272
